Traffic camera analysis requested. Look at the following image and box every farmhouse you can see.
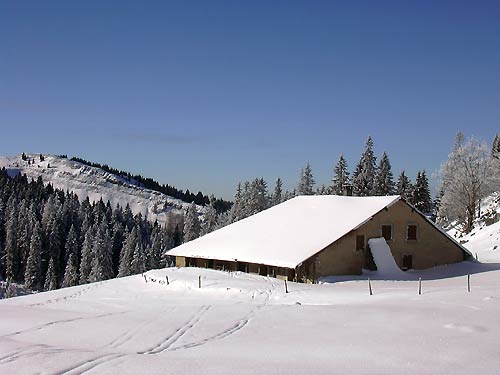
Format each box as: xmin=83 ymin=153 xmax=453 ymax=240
xmin=167 ymin=195 xmax=470 ymax=283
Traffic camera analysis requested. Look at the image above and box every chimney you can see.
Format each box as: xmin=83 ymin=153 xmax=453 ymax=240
xmin=343 ymin=184 xmax=353 ymax=196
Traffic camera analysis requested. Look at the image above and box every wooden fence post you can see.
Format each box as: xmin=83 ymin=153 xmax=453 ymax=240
xmin=418 ymin=277 xmax=422 ymax=295
xmin=368 ymin=278 xmax=373 ymax=296
xmin=468 ymin=274 xmax=471 ymax=292
xmin=285 ymin=279 xmax=288 ymax=294
xmin=199 ymin=275 xmax=201 ymax=289
xmin=166 ymin=275 xmax=169 ymax=285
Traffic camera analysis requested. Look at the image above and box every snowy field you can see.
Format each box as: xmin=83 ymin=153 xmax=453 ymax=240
xmin=1 ymin=221 xmax=500 ymax=374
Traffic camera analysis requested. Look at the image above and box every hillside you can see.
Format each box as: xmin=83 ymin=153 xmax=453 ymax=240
xmin=0 ymin=214 xmax=499 ymax=374
xmin=0 ymin=154 xmax=207 ymax=226
xmin=447 ymin=192 xmax=500 ymax=263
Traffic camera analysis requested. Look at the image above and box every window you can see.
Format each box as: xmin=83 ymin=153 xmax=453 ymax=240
xmin=381 ymin=225 xmax=392 ymax=241
xmin=356 ymin=235 xmax=365 ymax=251
xmin=407 ymin=224 xmax=417 ymax=241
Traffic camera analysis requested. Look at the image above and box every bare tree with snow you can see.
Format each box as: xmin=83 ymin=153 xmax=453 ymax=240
xmin=438 ymin=133 xmax=500 ymax=232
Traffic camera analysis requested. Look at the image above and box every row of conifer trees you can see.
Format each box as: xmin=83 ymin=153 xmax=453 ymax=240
xmin=0 ymin=169 xmax=180 ymax=292
xmin=224 ymin=136 xmax=433 ymax=227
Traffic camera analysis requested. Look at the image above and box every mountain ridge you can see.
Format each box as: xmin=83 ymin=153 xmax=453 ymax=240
xmin=0 ymin=153 xmax=213 ymax=227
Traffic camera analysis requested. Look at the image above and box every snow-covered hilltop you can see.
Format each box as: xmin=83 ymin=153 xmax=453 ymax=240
xmin=0 ymin=154 xmax=206 ymax=226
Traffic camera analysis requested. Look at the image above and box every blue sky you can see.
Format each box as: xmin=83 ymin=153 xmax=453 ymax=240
xmin=1 ymin=1 xmax=499 ymax=199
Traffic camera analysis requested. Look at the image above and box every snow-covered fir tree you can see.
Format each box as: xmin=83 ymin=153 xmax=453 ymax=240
xmin=118 ymin=227 xmax=137 ymax=277
xmin=228 ymin=183 xmax=243 ymax=223
xmin=183 ymin=203 xmax=201 ymax=242
xmin=331 ymin=154 xmax=350 ymax=195
xmin=62 ymin=253 xmax=79 ymax=288
xmin=64 ymin=224 xmax=79 ymax=265
xmin=396 ymin=171 xmax=413 ymax=201
xmin=297 ymin=163 xmax=315 ymax=195
xmin=412 ymin=171 xmax=432 ymax=214
xmin=88 ymin=221 xmax=113 ymax=283
xmin=240 ymin=181 xmax=252 ymax=218
xmin=374 ymin=152 xmax=395 ymax=196
xmin=44 ymin=257 xmax=58 ymax=291
xmin=271 ymin=178 xmax=283 ymax=206
xmin=316 ymin=184 xmax=329 ymax=195
xmin=248 ymin=178 xmax=269 ymax=214
xmin=24 ymin=222 xmax=43 ymax=290
xmin=352 ymin=136 xmax=377 ymax=196
xmin=201 ymin=206 xmax=218 ymax=236
xmin=79 ymin=227 xmax=95 ymax=284
xmin=491 ymin=134 xmax=500 ymax=159
xmin=131 ymin=242 xmax=146 ymax=275
xmin=4 ymin=196 xmax=19 ymax=282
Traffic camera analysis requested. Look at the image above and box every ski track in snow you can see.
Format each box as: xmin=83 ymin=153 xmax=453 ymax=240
xmin=170 ymin=276 xmax=277 ymax=351
xmin=1 ymin=274 xmax=279 ymax=373
xmin=140 ymin=305 xmax=213 ymax=354
xmin=1 ymin=311 xmax=124 ymax=339
xmin=54 ymin=353 xmax=126 ymax=375
xmin=105 ymin=306 xmax=177 ymax=350
xmin=27 ymin=282 xmax=104 ymax=308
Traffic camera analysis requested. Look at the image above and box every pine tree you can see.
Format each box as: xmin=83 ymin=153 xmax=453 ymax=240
xmin=396 ymin=171 xmax=413 ymax=201
xmin=24 ymin=222 xmax=43 ymax=291
xmin=89 ymin=222 xmax=113 ymax=282
xmin=44 ymin=257 xmax=58 ymax=291
xmin=64 ymin=224 xmax=79 ymax=265
xmin=228 ymin=183 xmax=243 ymax=223
xmin=316 ymin=184 xmax=329 ymax=195
xmin=111 ymin=222 xmax=124 ymax=275
xmin=491 ymin=134 xmax=500 ymax=159
xmin=183 ymin=203 xmax=201 ymax=242
xmin=147 ymin=227 xmax=162 ymax=270
xmin=331 ymin=155 xmax=350 ymax=195
xmin=62 ymin=253 xmax=79 ymax=288
xmin=118 ymin=227 xmax=137 ymax=277
xmin=374 ymin=152 xmax=395 ymax=196
xmin=79 ymin=227 xmax=95 ymax=284
xmin=297 ymin=163 xmax=315 ymax=195
xmin=413 ymin=171 xmax=432 ymax=214
xmin=248 ymin=178 xmax=269 ymax=214
xmin=240 ymin=181 xmax=252 ymax=218
xmin=201 ymin=206 xmax=218 ymax=236
xmin=352 ymin=136 xmax=377 ymax=196
xmin=4 ymin=198 xmax=19 ymax=282
xmin=271 ymin=178 xmax=283 ymax=206
xmin=131 ymin=242 xmax=146 ymax=274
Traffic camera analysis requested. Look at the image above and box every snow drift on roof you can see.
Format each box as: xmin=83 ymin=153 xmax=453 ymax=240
xmin=167 ymin=195 xmax=401 ymax=268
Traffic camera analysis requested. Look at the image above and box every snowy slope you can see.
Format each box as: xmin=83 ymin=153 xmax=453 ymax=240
xmin=2 ymin=264 xmax=500 ymax=374
xmin=0 ymin=154 xmax=206 ymax=226
xmin=448 ymin=193 xmax=500 ymax=263
xmin=1 ymin=242 xmax=500 ymax=373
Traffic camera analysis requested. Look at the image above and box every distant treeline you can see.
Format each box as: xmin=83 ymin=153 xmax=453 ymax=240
xmin=70 ymin=156 xmax=232 ymax=213
xmin=0 ymin=168 xmax=181 ymax=293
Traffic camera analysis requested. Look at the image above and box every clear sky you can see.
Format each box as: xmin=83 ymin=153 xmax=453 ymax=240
xmin=1 ymin=1 xmax=499 ymax=199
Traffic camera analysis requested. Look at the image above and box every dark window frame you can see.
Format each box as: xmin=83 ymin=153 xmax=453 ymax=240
xmin=381 ymin=224 xmax=393 ymax=241
xmin=407 ymin=224 xmax=418 ymax=241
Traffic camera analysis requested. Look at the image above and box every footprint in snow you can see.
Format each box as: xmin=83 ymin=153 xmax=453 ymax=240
xmin=483 ymin=296 xmax=494 ymax=301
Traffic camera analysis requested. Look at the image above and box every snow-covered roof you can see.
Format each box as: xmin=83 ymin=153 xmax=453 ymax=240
xmin=167 ymin=195 xmax=401 ymax=268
